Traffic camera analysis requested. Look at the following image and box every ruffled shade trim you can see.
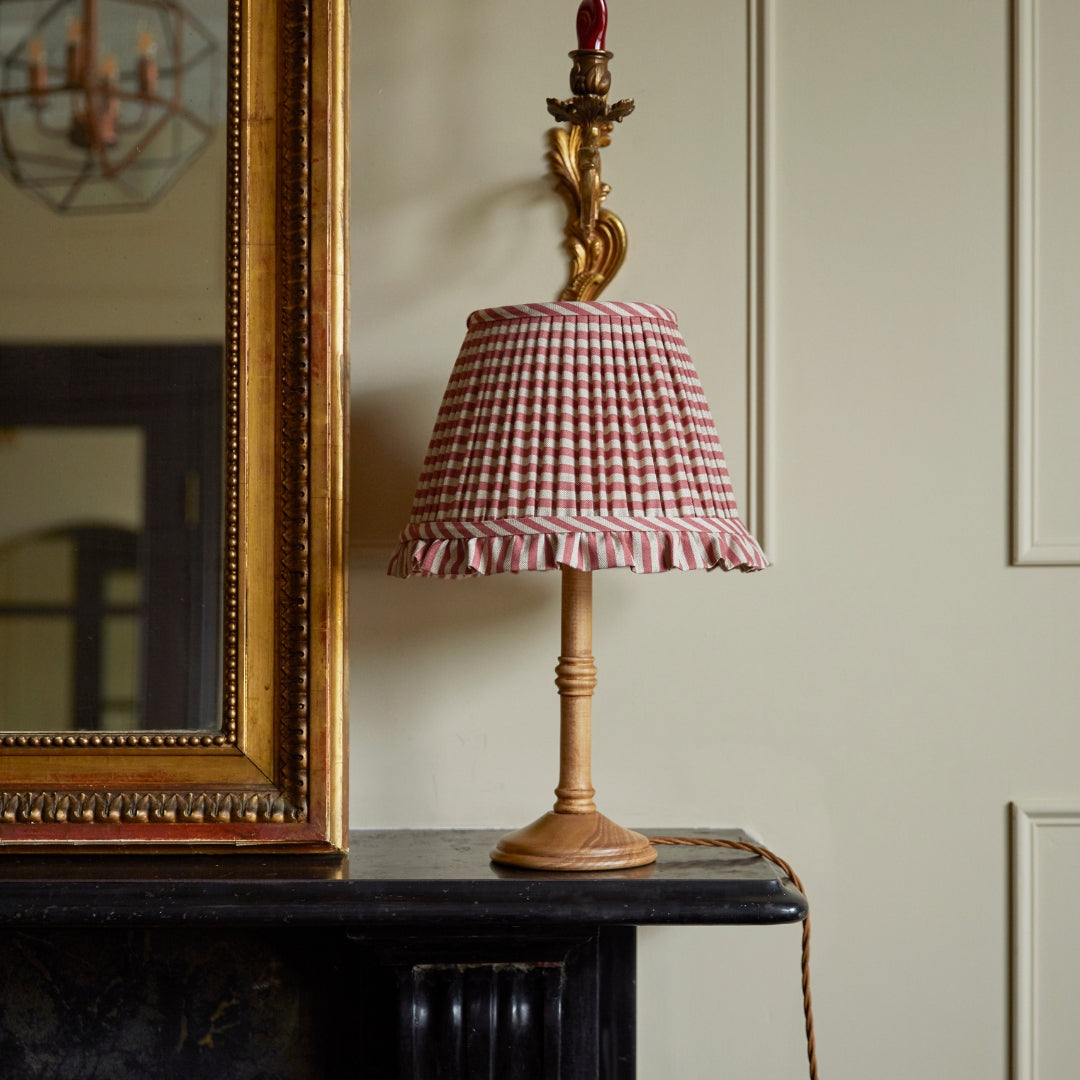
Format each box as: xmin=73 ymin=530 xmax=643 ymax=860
xmin=388 ymin=514 xmax=768 ymax=578
xmin=390 ymin=302 xmax=769 ymax=579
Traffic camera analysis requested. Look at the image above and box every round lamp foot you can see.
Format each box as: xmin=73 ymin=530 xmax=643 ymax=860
xmin=491 ymin=810 xmax=657 ymax=871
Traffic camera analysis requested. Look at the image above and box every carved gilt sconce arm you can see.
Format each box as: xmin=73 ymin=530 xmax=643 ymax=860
xmin=546 ymin=37 xmax=634 ymax=301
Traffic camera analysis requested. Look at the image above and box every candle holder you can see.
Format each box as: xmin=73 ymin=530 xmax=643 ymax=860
xmin=546 ymin=43 xmax=634 ymax=301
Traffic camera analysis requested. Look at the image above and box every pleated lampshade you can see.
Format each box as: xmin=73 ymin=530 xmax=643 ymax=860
xmin=389 ymin=300 xmax=767 ymax=870
xmin=389 ymin=301 xmax=767 ymax=578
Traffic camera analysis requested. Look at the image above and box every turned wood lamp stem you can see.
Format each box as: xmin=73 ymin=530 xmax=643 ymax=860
xmin=554 ymin=568 xmax=598 ymax=814
xmin=489 ymin=568 xmax=656 ymax=871
xmin=484 ymin=5 xmax=655 ymax=871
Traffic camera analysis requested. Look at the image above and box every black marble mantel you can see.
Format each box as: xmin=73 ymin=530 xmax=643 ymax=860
xmin=0 ymin=829 xmax=806 ymax=1079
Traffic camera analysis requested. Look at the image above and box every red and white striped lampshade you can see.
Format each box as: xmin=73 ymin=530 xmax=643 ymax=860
xmin=389 ymin=301 xmax=768 ymax=578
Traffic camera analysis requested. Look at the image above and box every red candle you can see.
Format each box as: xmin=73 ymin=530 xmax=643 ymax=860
xmin=576 ymin=0 xmax=608 ymax=51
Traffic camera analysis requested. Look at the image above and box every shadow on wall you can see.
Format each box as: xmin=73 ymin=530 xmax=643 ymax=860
xmin=357 ymin=172 xmax=562 ymax=326
xmin=349 ymin=386 xmax=559 ymax=658
xmin=350 ymin=383 xmax=428 ymax=554
xmin=352 ymin=0 xmax=564 ymax=323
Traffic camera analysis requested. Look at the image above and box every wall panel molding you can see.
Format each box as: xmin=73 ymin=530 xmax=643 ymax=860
xmin=746 ymin=0 xmax=774 ymax=555
xmin=1012 ymin=0 xmax=1080 ymax=565
xmin=1011 ymin=802 xmax=1080 ymax=1080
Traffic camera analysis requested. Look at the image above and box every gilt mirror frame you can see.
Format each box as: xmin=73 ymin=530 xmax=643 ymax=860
xmin=0 ymin=0 xmax=349 ymax=852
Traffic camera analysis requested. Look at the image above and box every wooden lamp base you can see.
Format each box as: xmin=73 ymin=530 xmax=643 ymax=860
xmin=489 ymin=568 xmax=656 ymax=872
xmin=491 ymin=810 xmax=656 ymax=871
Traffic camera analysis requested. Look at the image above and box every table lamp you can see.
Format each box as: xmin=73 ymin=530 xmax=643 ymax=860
xmin=389 ymin=0 xmax=767 ymax=871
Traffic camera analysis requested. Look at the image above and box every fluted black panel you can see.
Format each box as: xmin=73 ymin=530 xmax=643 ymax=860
xmin=345 ymin=928 xmax=633 ymax=1080
xmin=402 ymin=962 xmax=560 ymax=1079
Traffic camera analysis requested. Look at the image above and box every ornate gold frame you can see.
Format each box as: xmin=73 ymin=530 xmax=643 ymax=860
xmin=0 ymin=0 xmax=348 ymax=851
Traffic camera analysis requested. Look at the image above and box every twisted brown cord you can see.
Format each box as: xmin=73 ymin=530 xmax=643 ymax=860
xmin=649 ymin=836 xmax=818 ymax=1080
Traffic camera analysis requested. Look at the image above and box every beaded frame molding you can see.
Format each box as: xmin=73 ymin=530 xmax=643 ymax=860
xmin=0 ymin=0 xmax=348 ymax=850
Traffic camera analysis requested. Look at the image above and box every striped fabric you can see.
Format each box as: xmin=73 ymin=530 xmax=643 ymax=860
xmin=389 ymin=301 xmax=768 ymax=577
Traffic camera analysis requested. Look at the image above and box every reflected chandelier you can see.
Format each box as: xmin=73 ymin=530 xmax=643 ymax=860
xmin=0 ymin=0 xmax=217 ymax=212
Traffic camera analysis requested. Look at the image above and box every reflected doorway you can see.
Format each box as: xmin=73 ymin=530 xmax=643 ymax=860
xmin=0 ymin=344 xmax=222 ymax=731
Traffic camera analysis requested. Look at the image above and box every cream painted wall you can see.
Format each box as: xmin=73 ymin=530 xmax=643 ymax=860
xmin=350 ymin=2 xmax=1079 ymax=1077
xmin=0 ymin=131 xmax=226 ymax=342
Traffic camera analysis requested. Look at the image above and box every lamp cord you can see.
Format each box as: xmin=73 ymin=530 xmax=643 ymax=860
xmin=648 ymin=836 xmax=818 ymax=1080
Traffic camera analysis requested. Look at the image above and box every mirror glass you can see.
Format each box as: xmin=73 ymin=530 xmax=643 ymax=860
xmin=0 ymin=0 xmax=228 ymax=733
